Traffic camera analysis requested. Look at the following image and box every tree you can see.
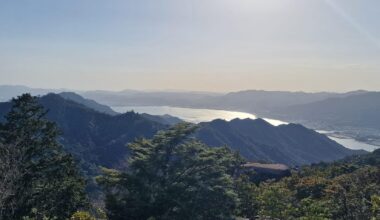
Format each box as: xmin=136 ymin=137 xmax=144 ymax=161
xmin=234 ymin=175 xmax=260 ymax=220
xmin=257 ymin=181 xmax=297 ymax=219
xmin=326 ymin=167 xmax=380 ymax=220
xmin=0 ymin=143 xmax=22 ymax=217
xmin=98 ymin=123 xmax=242 ymax=220
xmin=0 ymin=94 xmax=88 ymax=220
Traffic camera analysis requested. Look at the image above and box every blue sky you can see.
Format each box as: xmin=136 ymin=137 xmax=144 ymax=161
xmin=0 ymin=0 xmax=379 ymax=92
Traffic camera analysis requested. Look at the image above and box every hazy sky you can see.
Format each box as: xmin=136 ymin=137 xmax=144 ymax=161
xmin=0 ymin=0 xmax=379 ymax=92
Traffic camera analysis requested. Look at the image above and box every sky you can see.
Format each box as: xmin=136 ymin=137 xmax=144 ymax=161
xmin=0 ymin=0 xmax=379 ymax=92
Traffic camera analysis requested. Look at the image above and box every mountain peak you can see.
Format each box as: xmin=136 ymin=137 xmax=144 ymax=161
xmin=58 ymin=92 xmax=118 ymax=116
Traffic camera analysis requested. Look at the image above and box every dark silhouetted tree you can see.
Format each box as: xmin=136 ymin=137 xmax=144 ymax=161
xmin=0 ymin=94 xmax=87 ymax=220
xmin=98 ymin=123 xmax=242 ymax=220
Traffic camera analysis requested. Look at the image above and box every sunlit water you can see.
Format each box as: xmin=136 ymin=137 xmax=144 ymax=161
xmin=318 ymin=130 xmax=379 ymax=152
xmin=112 ymin=105 xmax=287 ymax=126
xmin=112 ymin=106 xmax=379 ymax=152
xmin=328 ymin=136 xmax=378 ymax=152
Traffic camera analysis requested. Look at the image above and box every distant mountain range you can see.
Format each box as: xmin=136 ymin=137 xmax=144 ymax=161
xmin=79 ymin=88 xmax=368 ymax=115
xmin=81 ymin=89 xmax=221 ymax=108
xmin=205 ymin=90 xmax=368 ymax=115
xmin=0 ymin=92 xmax=364 ymax=170
xmin=273 ymin=92 xmax=380 ymax=130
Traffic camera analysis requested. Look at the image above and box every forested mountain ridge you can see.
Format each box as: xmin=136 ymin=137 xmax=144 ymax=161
xmin=59 ymin=92 xmax=183 ymax=125
xmin=0 ymin=94 xmax=167 ymax=173
xmin=195 ymin=118 xmax=362 ymax=166
xmin=140 ymin=113 xmax=183 ymax=125
xmin=40 ymin=94 xmax=167 ymax=168
xmin=59 ymin=92 xmax=119 ymax=116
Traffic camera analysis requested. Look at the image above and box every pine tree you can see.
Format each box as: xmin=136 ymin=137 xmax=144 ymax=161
xmin=98 ymin=123 xmax=242 ymax=220
xmin=0 ymin=94 xmax=88 ymax=220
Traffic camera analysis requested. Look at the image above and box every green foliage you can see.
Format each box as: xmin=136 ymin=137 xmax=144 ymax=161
xmin=21 ymin=208 xmax=57 ymax=220
xmin=236 ymin=150 xmax=380 ymax=220
xmin=326 ymin=167 xmax=380 ymax=220
xmin=257 ymin=181 xmax=297 ymax=219
xmin=297 ymin=198 xmax=331 ymax=220
xmin=294 ymin=176 xmax=329 ymax=200
xmin=70 ymin=211 xmax=96 ymax=220
xmin=371 ymin=195 xmax=380 ymax=219
xmin=98 ymin=123 xmax=243 ymax=220
xmin=0 ymin=94 xmax=88 ymax=220
xmin=234 ymin=175 xmax=260 ymax=219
